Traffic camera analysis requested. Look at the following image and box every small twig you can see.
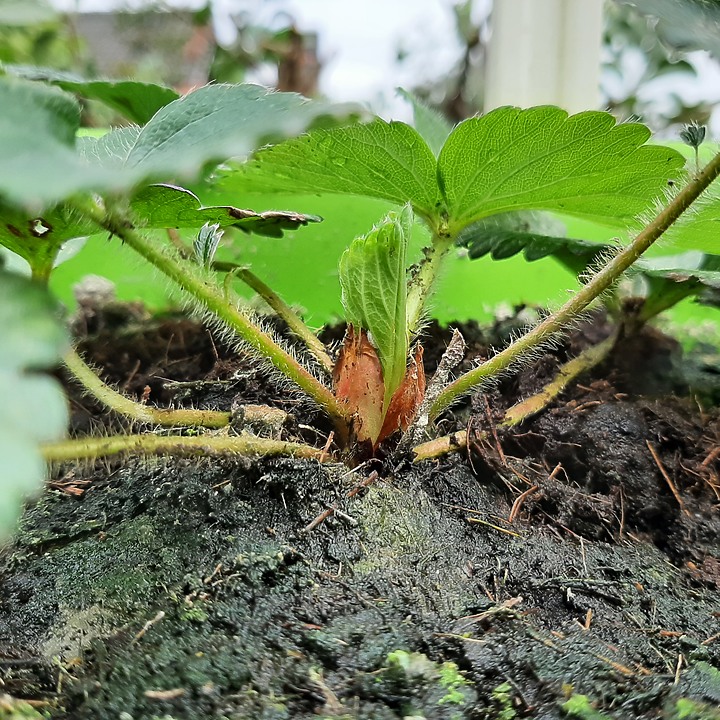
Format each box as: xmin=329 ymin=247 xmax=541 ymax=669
xmin=412 ymin=430 xmax=469 ymax=462
xmin=133 ymin=610 xmax=165 ymax=644
xmin=466 ymin=516 xmax=522 ymax=537
xmin=301 ymin=470 xmax=379 ymax=533
xmin=508 ymin=485 xmax=539 ymax=523
xmin=646 ymin=441 xmax=690 ymax=516
xmin=484 ymin=395 xmax=507 ymax=465
xmin=673 ymin=653 xmax=684 ymax=686
xmin=400 ymin=328 xmax=466 ymax=452
xmin=700 ymin=445 xmax=720 ymax=468
xmin=580 ymin=537 xmax=589 ymax=577
xmin=145 ymin=689 xmax=186 ymax=700
xmin=319 ymin=431 xmax=335 ymax=463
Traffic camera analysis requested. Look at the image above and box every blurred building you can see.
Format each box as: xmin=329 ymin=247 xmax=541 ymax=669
xmin=73 ymin=10 xmax=213 ymax=91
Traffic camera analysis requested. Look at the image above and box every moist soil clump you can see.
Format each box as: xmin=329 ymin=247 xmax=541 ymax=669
xmin=1 ymin=307 xmax=719 ymax=719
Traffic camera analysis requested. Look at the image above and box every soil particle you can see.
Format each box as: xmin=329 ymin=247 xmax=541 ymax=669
xmin=1 ymin=310 xmax=719 ymax=719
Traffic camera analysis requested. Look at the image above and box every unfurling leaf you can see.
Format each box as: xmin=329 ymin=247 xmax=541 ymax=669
xmin=339 ymin=205 xmax=413 ymax=410
xmin=680 ymin=122 xmax=706 ymax=150
xmin=335 ymin=206 xmax=426 ymax=447
xmin=194 ymin=223 xmax=224 ymax=269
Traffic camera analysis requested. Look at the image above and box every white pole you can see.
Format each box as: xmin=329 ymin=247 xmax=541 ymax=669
xmin=484 ymin=0 xmax=604 ymax=112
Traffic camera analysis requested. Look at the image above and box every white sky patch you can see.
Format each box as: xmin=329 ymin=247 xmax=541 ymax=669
xmin=48 ymin=0 xmax=464 ymax=120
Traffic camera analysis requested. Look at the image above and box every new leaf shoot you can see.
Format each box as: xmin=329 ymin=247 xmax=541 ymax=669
xmin=339 ymin=205 xmax=413 ymax=410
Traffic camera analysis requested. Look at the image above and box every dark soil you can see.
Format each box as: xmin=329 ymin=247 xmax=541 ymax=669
xmin=1 ymin=305 xmax=720 ymax=720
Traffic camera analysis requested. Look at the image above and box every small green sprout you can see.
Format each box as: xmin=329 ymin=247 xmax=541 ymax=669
xmin=193 ymin=222 xmax=224 ymax=269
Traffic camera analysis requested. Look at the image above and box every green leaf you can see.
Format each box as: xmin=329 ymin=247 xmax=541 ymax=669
xmin=0 ymin=76 xmax=115 ymax=207
xmin=0 ymin=270 xmax=68 ymax=542
xmin=0 ymin=78 xmax=363 ymax=207
xmin=398 ymin=88 xmax=453 ymax=158
xmin=219 ymin=119 xmax=443 ymax=220
xmin=123 ymin=84 xmax=363 ymax=179
xmin=438 ymin=106 xmax=685 ymax=232
xmin=194 ymin=222 xmax=223 ymax=268
xmin=0 ymin=180 xmax=320 ymax=277
xmin=5 ymin=66 xmax=179 ymax=124
xmin=664 ymin=190 xmax=720 ymax=253
xmin=562 ymin=694 xmax=613 ymax=720
xmin=130 ymin=184 xmax=321 ymax=237
xmin=339 ymin=206 xmax=412 ymax=408
xmin=460 ymin=212 xmax=613 ymax=276
xmin=77 ymin=126 xmax=141 ymax=169
xmin=635 ymin=260 xmax=720 ymax=318
xmin=0 ymin=201 xmax=93 ymax=280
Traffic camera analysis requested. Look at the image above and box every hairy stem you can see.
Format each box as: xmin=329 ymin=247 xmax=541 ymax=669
xmin=501 ymin=331 xmax=617 ymax=428
xmin=42 ymin=433 xmax=323 ymax=463
xmin=406 ymin=230 xmax=454 ymax=333
xmin=430 ymin=150 xmax=720 ymax=419
xmin=167 ymin=229 xmax=333 ymax=373
xmin=232 ymin=267 xmax=334 ymax=373
xmin=64 ymin=347 xmax=232 ymax=428
xmin=73 ymin=198 xmax=348 ymax=431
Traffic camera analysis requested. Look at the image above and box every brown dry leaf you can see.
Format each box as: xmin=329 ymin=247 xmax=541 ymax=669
xmin=333 ymin=325 xmax=385 ymax=445
xmin=377 ymin=344 xmax=426 ymax=444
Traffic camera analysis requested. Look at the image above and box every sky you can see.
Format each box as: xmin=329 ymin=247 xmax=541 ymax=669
xmin=47 ymin=0 xmax=474 ymax=119
xmin=46 ymin=0 xmax=720 ymax=132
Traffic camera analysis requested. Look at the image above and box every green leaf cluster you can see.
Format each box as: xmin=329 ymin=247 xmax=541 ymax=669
xmin=0 ymin=75 xmax=357 ymax=277
xmin=0 ymin=271 xmax=68 ymax=543
xmin=0 ymin=75 xmax=363 ymax=208
xmin=220 ymin=105 xmax=685 ymax=236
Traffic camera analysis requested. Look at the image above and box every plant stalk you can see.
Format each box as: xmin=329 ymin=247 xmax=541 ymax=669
xmin=64 ymin=347 xmax=232 ymax=428
xmin=412 ymin=430 xmax=468 ymax=462
xmin=232 ymin=267 xmax=334 ymax=373
xmin=73 ymin=198 xmax=348 ymax=430
xmin=42 ymin=433 xmax=323 ymax=463
xmin=430 ymin=150 xmax=720 ymax=419
xmin=167 ymin=229 xmax=333 ymax=373
xmin=501 ymin=331 xmax=617 ymax=428
xmin=406 ymin=230 xmax=454 ymax=332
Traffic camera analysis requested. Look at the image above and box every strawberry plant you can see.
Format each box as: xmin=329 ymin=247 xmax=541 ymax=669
xmin=2 ymin=70 xmax=720 ymax=539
